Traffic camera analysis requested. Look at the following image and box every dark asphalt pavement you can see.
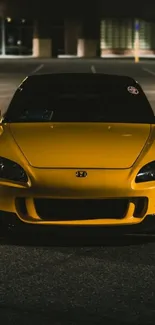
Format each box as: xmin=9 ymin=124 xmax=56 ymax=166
xmin=1 ymin=59 xmax=155 ymax=325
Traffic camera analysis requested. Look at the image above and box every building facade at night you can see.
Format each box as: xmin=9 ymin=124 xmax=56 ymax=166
xmin=100 ymin=18 xmax=155 ymax=57
xmin=0 ymin=17 xmax=33 ymax=55
xmin=0 ymin=17 xmax=155 ymax=58
xmin=0 ymin=0 xmax=155 ymax=58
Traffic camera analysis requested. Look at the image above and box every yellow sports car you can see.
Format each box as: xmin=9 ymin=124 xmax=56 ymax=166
xmin=0 ymin=72 xmax=155 ymax=232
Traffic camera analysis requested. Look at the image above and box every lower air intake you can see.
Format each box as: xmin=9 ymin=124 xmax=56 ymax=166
xmin=34 ymin=198 xmax=129 ymax=221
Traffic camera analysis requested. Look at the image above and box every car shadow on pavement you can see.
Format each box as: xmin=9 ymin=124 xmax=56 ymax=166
xmin=1 ymin=226 xmax=155 ymax=247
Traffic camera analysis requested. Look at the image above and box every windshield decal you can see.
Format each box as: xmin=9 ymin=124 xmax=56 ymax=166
xmin=127 ymin=86 xmax=139 ymax=95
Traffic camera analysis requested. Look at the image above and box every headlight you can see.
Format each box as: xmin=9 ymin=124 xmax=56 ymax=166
xmin=0 ymin=157 xmax=28 ymax=183
xmin=135 ymin=161 xmax=155 ymax=183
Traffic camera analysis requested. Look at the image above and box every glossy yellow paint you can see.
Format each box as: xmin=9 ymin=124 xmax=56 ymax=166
xmin=0 ymin=122 xmax=155 ymax=226
xmin=9 ymin=122 xmax=151 ymax=168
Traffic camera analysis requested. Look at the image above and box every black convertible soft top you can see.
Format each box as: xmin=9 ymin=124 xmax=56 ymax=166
xmin=19 ymin=72 xmax=140 ymax=89
xmin=4 ymin=73 xmax=155 ymax=124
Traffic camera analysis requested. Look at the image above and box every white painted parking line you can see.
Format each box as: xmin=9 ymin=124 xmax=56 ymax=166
xmin=143 ymin=67 xmax=155 ymax=77
xmin=91 ymin=65 xmax=96 ymax=74
xmin=30 ymin=64 xmax=44 ymax=75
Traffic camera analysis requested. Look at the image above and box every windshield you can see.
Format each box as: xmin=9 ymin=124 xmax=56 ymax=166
xmin=4 ymin=74 xmax=155 ymax=124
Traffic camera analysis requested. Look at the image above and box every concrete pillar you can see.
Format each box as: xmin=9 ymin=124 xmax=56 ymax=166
xmin=64 ymin=20 xmax=78 ymax=55
xmin=77 ymin=39 xmax=97 ymax=57
xmin=77 ymin=19 xmax=100 ymax=57
xmin=33 ymin=20 xmax=52 ymax=58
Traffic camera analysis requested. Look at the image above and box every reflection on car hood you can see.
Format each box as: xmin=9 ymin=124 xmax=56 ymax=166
xmin=9 ymin=122 xmax=151 ymax=169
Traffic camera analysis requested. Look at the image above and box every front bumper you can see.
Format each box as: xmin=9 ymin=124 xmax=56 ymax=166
xmin=0 ymin=194 xmax=153 ymax=227
xmin=1 ymin=211 xmax=155 ymax=235
xmin=0 ymin=168 xmax=155 ymax=226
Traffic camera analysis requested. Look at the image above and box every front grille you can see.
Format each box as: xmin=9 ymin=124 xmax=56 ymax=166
xmin=34 ymin=198 xmax=129 ymax=221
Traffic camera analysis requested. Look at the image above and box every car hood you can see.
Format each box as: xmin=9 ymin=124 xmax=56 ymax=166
xmin=9 ymin=122 xmax=151 ymax=169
